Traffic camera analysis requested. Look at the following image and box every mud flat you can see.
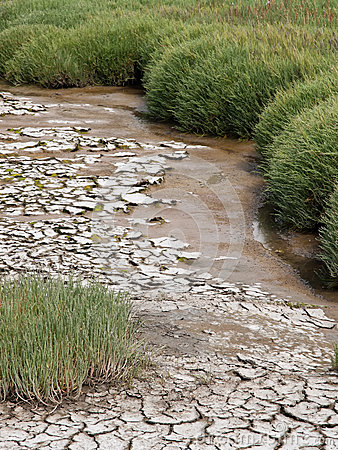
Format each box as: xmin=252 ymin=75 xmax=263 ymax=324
xmin=0 ymin=85 xmax=337 ymax=449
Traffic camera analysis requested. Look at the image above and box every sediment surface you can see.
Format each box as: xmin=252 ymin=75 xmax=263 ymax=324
xmin=0 ymin=85 xmax=337 ymax=449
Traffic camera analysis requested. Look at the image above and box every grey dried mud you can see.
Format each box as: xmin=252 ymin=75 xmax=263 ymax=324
xmin=0 ymin=87 xmax=337 ymax=449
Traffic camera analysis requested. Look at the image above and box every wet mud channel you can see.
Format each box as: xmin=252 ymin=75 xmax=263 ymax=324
xmin=0 ymin=84 xmax=337 ymax=449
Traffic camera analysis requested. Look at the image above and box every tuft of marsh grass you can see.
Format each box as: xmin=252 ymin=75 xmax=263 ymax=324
xmin=0 ymin=24 xmax=61 ymax=77
xmin=4 ymin=27 xmax=89 ymax=88
xmin=266 ymin=96 xmax=338 ymax=231
xmin=145 ymin=24 xmax=335 ymax=138
xmin=319 ymin=186 xmax=338 ymax=283
xmin=0 ymin=274 xmax=147 ymax=404
xmin=5 ymin=16 xmax=154 ymax=87
xmin=254 ymin=69 xmax=338 ymax=160
xmin=144 ymin=31 xmax=216 ymax=122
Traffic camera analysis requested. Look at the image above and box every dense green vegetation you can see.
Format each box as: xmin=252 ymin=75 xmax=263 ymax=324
xmin=0 ymin=275 xmax=146 ymax=403
xmin=320 ymin=186 xmax=338 ymax=284
xmin=265 ymin=97 xmax=337 ymax=230
xmin=0 ymin=0 xmax=336 ymax=281
xmin=145 ymin=28 xmax=334 ymax=138
xmin=254 ymin=71 xmax=338 ymax=161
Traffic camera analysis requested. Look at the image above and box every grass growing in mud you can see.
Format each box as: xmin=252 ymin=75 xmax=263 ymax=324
xmin=257 ymin=88 xmax=337 ymax=283
xmin=254 ymin=70 xmax=338 ymax=161
xmin=0 ymin=0 xmax=336 ymax=281
xmin=3 ymin=14 xmax=168 ymax=87
xmin=145 ymin=26 xmax=335 ymax=138
xmin=265 ymin=97 xmax=337 ymax=230
xmin=320 ymin=187 xmax=338 ymax=284
xmin=0 ymin=274 xmax=146 ymax=404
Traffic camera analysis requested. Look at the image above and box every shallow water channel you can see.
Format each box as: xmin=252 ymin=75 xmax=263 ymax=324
xmin=0 ymin=83 xmax=337 ymax=325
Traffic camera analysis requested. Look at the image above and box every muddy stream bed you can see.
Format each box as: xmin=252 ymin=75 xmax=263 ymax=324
xmin=0 ymin=84 xmax=337 ymax=449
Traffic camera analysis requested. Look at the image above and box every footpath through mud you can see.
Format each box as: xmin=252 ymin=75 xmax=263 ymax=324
xmin=0 ymin=84 xmax=337 ymax=449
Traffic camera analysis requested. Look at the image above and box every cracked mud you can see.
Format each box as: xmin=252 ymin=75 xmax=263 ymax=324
xmin=0 ymin=88 xmax=337 ymax=449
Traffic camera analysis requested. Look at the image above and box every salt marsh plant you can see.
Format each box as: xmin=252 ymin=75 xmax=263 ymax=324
xmin=254 ymin=70 xmax=338 ymax=160
xmin=144 ymin=32 xmax=216 ymax=122
xmin=0 ymin=24 xmax=60 ymax=76
xmin=4 ymin=15 xmax=166 ymax=87
xmin=0 ymin=274 xmax=146 ymax=403
xmin=145 ymin=25 xmax=335 ymax=138
xmin=266 ymin=97 xmax=337 ymax=231
xmin=320 ymin=187 xmax=338 ymax=283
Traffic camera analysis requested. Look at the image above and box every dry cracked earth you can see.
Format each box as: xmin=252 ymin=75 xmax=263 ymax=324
xmin=0 ymin=90 xmax=337 ymax=449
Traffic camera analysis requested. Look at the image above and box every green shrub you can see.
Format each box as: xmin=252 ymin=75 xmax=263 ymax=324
xmin=319 ymin=185 xmax=338 ymax=282
xmin=144 ymin=32 xmax=216 ymax=121
xmin=332 ymin=344 xmax=338 ymax=371
xmin=145 ymin=25 xmax=332 ymax=138
xmin=0 ymin=274 xmax=146 ymax=403
xmin=266 ymin=97 xmax=338 ymax=230
xmin=255 ymin=70 xmax=338 ymax=160
xmin=171 ymin=45 xmax=315 ymax=138
xmin=0 ymin=24 xmax=60 ymax=76
xmin=5 ymin=28 xmax=90 ymax=87
xmin=4 ymin=14 xmax=167 ymax=87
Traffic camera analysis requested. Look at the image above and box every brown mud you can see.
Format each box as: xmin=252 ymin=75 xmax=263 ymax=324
xmin=1 ymin=82 xmax=337 ymax=327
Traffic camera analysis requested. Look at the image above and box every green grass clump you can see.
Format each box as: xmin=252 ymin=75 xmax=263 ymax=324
xmin=266 ymin=97 xmax=338 ymax=230
xmin=174 ymin=48 xmax=329 ymax=138
xmin=254 ymin=70 xmax=338 ymax=160
xmin=145 ymin=24 xmax=334 ymax=138
xmin=4 ymin=28 xmax=89 ymax=88
xmin=319 ymin=186 xmax=338 ymax=282
xmin=0 ymin=24 xmax=61 ymax=77
xmin=0 ymin=274 xmax=146 ymax=404
xmin=5 ymin=15 xmax=165 ymax=88
xmin=144 ymin=31 xmax=216 ymax=122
